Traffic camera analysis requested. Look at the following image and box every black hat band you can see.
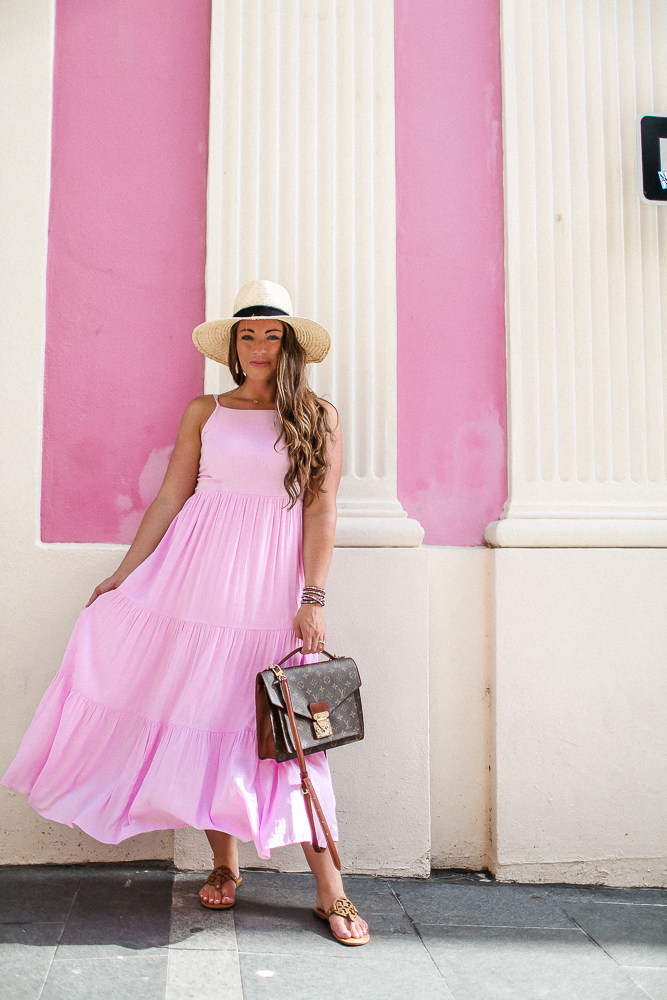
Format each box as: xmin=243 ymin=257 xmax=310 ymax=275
xmin=233 ymin=305 xmax=289 ymax=318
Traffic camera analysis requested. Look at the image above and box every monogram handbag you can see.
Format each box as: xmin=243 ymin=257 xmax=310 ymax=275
xmin=255 ymin=646 xmax=364 ymax=870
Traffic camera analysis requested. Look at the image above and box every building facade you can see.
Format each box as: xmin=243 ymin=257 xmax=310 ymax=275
xmin=1 ymin=0 xmax=665 ymax=885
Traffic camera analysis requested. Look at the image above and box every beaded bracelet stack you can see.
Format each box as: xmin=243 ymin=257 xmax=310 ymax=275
xmin=301 ymin=586 xmax=326 ymax=607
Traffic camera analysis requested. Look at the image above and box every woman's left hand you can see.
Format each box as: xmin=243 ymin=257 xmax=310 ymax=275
xmin=294 ymin=603 xmax=326 ymax=655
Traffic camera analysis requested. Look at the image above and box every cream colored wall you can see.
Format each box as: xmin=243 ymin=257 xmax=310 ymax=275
xmin=427 ymin=548 xmax=493 ymax=871
xmin=493 ymin=549 xmax=667 ymax=887
xmin=0 ymin=0 xmax=172 ymax=865
xmin=428 ymin=544 xmax=667 ymax=887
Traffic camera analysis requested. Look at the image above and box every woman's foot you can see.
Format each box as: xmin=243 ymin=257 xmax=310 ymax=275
xmin=315 ymin=891 xmax=370 ymax=943
xmin=200 ymin=832 xmax=240 ymax=909
xmin=302 ymin=841 xmax=370 ymax=944
xmin=199 ymin=863 xmax=241 ymax=909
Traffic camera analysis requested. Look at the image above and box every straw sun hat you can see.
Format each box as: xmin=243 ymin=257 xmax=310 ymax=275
xmin=192 ymin=280 xmax=331 ymax=365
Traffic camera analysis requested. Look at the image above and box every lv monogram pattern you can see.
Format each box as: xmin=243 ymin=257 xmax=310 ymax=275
xmin=257 ymin=657 xmax=364 ymax=763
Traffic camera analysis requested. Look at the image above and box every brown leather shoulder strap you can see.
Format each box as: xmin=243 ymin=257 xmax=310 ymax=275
xmin=274 ymin=663 xmax=341 ymax=871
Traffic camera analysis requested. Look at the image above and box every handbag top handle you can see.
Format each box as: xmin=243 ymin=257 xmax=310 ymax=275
xmin=273 ymin=646 xmax=337 ymax=668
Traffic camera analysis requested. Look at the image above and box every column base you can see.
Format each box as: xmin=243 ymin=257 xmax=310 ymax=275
xmin=492 ymin=857 xmax=667 ymax=888
xmin=335 ymin=515 xmax=425 ymax=547
xmin=486 ymin=518 xmax=667 ymax=547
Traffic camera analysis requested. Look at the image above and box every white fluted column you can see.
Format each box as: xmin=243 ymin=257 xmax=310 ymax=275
xmin=204 ymin=0 xmax=423 ymax=546
xmin=487 ymin=0 xmax=667 ymax=547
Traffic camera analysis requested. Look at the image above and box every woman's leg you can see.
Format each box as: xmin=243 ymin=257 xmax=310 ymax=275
xmin=199 ymin=830 xmax=240 ymax=906
xmin=302 ymin=842 xmax=369 ymax=941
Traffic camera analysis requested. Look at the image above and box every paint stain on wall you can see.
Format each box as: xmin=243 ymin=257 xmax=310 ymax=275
xmin=117 ymin=445 xmax=174 ymax=543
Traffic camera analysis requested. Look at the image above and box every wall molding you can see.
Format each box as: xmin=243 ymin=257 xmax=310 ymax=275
xmin=487 ymin=518 xmax=667 ymax=548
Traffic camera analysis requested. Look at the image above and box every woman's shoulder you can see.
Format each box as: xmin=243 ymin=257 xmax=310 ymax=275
xmin=184 ymin=394 xmax=217 ymax=414
xmin=318 ymin=397 xmax=340 ymax=430
xmin=179 ymin=394 xmax=217 ymax=432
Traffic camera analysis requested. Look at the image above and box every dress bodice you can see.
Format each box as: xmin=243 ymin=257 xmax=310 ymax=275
xmin=195 ymin=399 xmax=290 ymax=498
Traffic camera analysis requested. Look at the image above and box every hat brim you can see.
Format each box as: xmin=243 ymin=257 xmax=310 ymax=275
xmin=192 ymin=316 xmax=330 ymax=366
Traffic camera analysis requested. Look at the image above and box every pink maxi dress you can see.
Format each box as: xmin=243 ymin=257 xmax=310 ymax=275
xmin=2 ymin=396 xmax=338 ymax=856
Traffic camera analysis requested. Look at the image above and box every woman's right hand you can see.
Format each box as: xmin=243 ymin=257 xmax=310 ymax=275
xmin=86 ymin=574 xmax=126 ymax=608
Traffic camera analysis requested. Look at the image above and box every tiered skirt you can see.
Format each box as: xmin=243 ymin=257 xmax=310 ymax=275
xmin=1 ymin=489 xmax=337 ymax=855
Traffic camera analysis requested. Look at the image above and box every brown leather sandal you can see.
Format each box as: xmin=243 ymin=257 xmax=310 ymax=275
xmin=313 ymin=896 xmax=371 ymax=946
xmin=199 ymin=865 xmax=243 ymax=910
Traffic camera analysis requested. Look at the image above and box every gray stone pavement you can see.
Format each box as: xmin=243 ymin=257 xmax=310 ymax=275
xmin=1 ymin=864 xmax=666 ymax=1000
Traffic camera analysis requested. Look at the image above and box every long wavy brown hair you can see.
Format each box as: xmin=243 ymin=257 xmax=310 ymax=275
xmin=228 ymin=322 xmax=333 ymax=508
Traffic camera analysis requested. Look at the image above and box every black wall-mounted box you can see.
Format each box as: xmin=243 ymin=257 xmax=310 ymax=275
xmin=639 ymin=115 xmax=667 ymax=204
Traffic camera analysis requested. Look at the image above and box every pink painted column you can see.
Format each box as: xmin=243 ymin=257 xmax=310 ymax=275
xmin=41 ymin=0 xmax=210 ymax=543
xmin=394 ymin=0 xmax=507 ymax=546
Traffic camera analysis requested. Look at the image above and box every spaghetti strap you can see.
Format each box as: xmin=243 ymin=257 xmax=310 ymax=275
xmin=211 ymin=393 xmax=219 ymax=408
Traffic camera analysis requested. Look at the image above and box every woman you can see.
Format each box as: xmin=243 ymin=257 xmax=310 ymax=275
xmin=2 ymin=280 xmax=369 ymax=946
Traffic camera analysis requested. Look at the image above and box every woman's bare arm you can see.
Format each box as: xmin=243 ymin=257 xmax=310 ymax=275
xmin=86 ymin=396 xmax=214 ymax=606
xmin=294 ymin=402 xmax=343 ymax=653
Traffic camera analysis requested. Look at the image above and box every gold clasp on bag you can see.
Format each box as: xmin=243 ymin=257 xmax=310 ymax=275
xmin=312 ymin=711 xmax=333 ymax=739
xmin=309 ymin=700 xmax=332 ymax=739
